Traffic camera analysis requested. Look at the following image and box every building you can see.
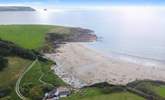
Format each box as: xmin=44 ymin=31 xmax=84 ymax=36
xmin=43 ymin=87 xmax=70 ymax=100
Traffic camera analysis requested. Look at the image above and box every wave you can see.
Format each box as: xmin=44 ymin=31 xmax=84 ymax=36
xmin=86 ymin=42 xmax=165 ymax=68
xmin=109 ymin=52 xmax=165 ymax=67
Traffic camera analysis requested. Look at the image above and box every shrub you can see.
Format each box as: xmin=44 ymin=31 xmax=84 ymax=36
xmin=0 ymin=87 xmax=11 ymax=98
xmin=0 ymin=56 xmax=8 ymax=71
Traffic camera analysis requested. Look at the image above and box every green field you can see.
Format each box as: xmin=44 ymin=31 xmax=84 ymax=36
xmin=80 ymin=92 xmax=144 ymax=100
xmin=0 ymin=57 xmax=32 ymax=99
xmin=0 ymin=25 xmax=80 ymax=50
xmin=19 ymin=60 xmax=66 ymax=100
xmin=153 ymin=86 xmax=165 ymax=98
xmin=62 ymin=81 xmax=165 ymax=100
xmin=0 ymin=25 xmax=68 ymax=99
xmin=0 ymin=57 xmax=66 ymax=100
xmin=0 ymin=25 xmax=54 ymax=49
xmin=127 ymin=81 xmax=165 ymax=99
xmin=62 ymin=87 xmax=144 ymax=100
xmin=0 ymin=57 xmax=31 ymax=87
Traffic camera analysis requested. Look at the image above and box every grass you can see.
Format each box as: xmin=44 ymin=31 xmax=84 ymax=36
xmin=0 ymin=57 xmax=31 ymax=86
xmin=0 ymin=25 xmax=75 ymax=99
xmin=20 ymin=60 xmax=65 ymax=86
xmin=0 ymin=25 xmax=77 ymax=50
xmin=0 ymin=56 xmax=65 ymax=100
xmin=80 ymin=92 xmax=144 ymax=100
xmin=65 ymin=88 xmax=103 ymax=99
xmin=0 ymin=57 xmax=32 ymax=99
xmin=128 ymin=81 xmax=165 ymax=99
xmin=63 ymin=81 xmax=165 ymax=100
xmin=0 ymin=25 xmax=54 ymax=49
xmin=20 ymin=60 xmax=66 ymax=99
xmin=153 ymin=86 xmax=165 ymax=98
xmin=62 ymin=87 xmax=145 ymax=100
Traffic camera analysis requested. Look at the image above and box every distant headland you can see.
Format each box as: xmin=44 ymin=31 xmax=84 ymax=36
xmin=0 ymin=6 xmax=36 ymax=11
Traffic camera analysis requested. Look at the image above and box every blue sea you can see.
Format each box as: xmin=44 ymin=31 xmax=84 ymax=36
xmin=0 ymin=6 xmax=165 ymax=65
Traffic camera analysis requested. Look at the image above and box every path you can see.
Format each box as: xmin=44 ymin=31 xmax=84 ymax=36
xmin=15 ymin=59 xmax=38 ymax=100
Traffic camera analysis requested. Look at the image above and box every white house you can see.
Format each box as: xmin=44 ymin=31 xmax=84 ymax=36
xmin=44 ymin=87 xmax=70 ymax=100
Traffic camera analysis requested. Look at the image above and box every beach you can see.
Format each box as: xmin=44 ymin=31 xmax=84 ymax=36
xmin=45 ymin=43 xmax=165 ymax=88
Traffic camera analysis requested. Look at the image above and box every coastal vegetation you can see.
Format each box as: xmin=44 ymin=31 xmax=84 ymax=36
xmin=0 ymin=25 xmax=95 ymax=99
xmin=0 ymin=57 xmax=32 ymax=99
xmin=153 ymin=85 xmax=165 ymax=98
xmin=0 ymin=25 xmax=96 ymax=52
xmin=0 ymin=39 xmax=47 ymax=61
xmin=0 ymin=56 xmax=8 ymax=71
xmin=62 ymin=82 xmax=145 ymax=100
xmin=0 ymin=41 xmax=64 ymax=99
xmin=0 ymin=25 xmax=165 ymax=100
xmin=63 ymin=81 xmax=165 ymax=100
xmin=19 ymin=60 xmax=66 ymax=100
xmin=63 ymin=90 xmax=144 ymax=100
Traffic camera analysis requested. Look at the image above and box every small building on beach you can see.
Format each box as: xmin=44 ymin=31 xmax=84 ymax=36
xmin=43 ymin=87 xmax=70 ymax=100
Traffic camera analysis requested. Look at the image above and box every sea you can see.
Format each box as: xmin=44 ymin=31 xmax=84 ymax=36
xmin=0 ymin=6 xmax=165 ymax=66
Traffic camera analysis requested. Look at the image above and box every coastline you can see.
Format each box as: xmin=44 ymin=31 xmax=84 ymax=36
xmin=87 ymin=43 xmax=165 ymax=68
xmin=45 ymin=42 xmax=165 ymax=88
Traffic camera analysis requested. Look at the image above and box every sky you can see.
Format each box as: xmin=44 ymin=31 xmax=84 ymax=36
xmin=0 ymin=0 xmax=165 ymax=9
xmin=1 ymin=0 xmax=165 ymax=5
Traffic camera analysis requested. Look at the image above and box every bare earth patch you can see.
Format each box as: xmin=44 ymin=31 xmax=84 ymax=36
xmin=45 ymin=43 xmax=165 ymax=88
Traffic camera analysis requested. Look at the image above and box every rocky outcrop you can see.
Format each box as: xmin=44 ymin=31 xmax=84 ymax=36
xmin=42 ymin=27 xmax=97 ymax=53
xmin=46 ymin=27 xmax=97 ymax=43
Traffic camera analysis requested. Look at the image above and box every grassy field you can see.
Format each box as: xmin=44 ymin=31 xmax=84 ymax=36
xmin=0 ymin=25 xmax=87 ymax=100
xmin=0 ymin=56 xmax=66 ymax=99
xmin=80 ymin=92 xmax=144 ymax=100
xmin=20 ymin=60 xmax=66 ymax=99
xmin=0 ymin=57 xmax=65 ymax=100
xmin=128 ymin=81 xmax=165 ymax=99
xmin=0 ymin=57 xmax=31 ymax=87
xmin=62 ymin=81 xmax=165 ymax=100
xmin=153 ymin=86 xmax=165 ymax=98
xmin=0 ymin=57 xmax=32 ymax=100
xmin=0 ymin=25 xmax=54 ymax=49
xmin=0 ymin=25 xmax=69 ymax=99
xmin=0 ymin=25 xmax=80 ymax=50
xmin=62 ymin=87 xmax=145 ymax=100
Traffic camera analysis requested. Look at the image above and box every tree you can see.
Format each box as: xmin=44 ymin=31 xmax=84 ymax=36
xmin=0 ymin=56 xmax=8 ymax=71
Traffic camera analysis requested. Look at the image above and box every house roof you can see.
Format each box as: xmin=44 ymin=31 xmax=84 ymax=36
xmin=45 ymin=86 xmax=70 ymax=99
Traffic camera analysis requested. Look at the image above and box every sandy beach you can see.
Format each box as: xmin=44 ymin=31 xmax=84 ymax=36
xmin=45 ymin=43 xmax=165 ymax=88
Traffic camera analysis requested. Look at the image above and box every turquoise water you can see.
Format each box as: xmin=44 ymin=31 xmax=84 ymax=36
xmin=0 ymin=7 xmax=165 ymax=64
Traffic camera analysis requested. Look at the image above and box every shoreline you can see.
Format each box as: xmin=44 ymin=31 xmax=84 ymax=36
xmin=87 ymin=43 xmax=165 ymax=68
xmin=45 ymin=42 xmax=165 ymax=88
